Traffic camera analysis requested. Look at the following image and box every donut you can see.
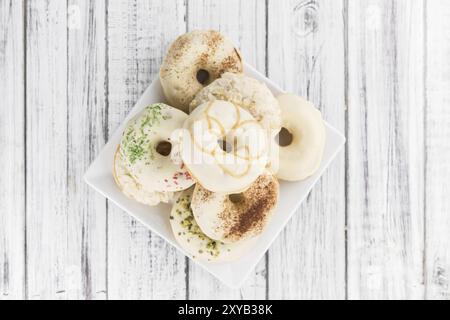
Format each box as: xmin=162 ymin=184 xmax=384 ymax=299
xmin=189 ymin=73 xmax=281 ymax=174
xmin=190 ymin=72 xmax=281 ymax=133
xmin=275 ymin=94 xmax=326 ymax=181
xmin=179 ymin=100 xmax=268 ymax=194
xmin=119 ymin=103 xmax=195 ymax=193
xmin=160 ymin=30 xmax=243 ymax=113
xmin=191 ymin=173 xmax=279 ymax=243
xmin=170 ymin=188 xmax=256 ymax=263
xmin=113 ymin=148 xmax=173 ymax=206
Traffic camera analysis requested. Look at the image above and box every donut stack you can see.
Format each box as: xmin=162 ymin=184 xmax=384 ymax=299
xmin=114 ymin=30 xmax=326 ymax=263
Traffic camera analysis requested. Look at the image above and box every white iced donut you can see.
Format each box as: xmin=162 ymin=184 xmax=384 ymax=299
xmin=189 ymin=72 xmax=281 ymax=174
xmin=191 ymin=173 xmax=279 ymax=243
xmin=170 ymin=188 xmax=256 ymax=263
xmin=180 ymin=100 xmax=268 ymax=194
xmin=113 ymin=148 xmax=173 ymax=206
xmin=160 ymin=30 xmax=243 ymax=113
xmin=275 ymin=94 xmax=326 ymax=181
xmin=120 ymin=103 xmax=195 ymax=193
xmin=190 ymin=72 xmax=281 ymax=133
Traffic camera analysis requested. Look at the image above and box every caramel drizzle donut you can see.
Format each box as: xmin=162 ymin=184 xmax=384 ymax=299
xmin=190 ymin=72 xmax=281 ymax=133
xmin=180 ymin=100 xmax=268 ymax=194
xmin=191 ymin=102 xmax=263 ymax=177
xmin=191 ymin=102 xmax=266 ymax=162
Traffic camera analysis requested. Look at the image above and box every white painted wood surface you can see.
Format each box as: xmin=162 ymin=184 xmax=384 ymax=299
xmin=67 ymin=0 xmax=108 ymax=300
xmin=347 ymin=0 xmax=425 ymax=299
xmin=425 ymin=0 xmax=450 ymax=300
xmin=26 ymin=0 xmax=69 ymax=299
xmin=0 ymin=0 xmax=449 ymax=300
xmin=267 ymin=0 xmax=346 ymax=299
xmin=0 ymin=0 xmax=25 ymax=300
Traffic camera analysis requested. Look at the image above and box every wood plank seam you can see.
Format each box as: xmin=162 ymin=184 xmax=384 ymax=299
xmin=347 ymin=0 xmax=426 ymax=299
xmin=265 ymin=0 xmax=270 ymax=301
xmin=343 ymin=0 xmax=349 ymax=301
xmin=104 ymin=0 xmax=110 ymax=301
xmin=423 ymin=0 xmax=450 ymax=300
xmin=65 ymin=0 xmax=70 ymax=296
xmin=0 ymin=0 xmax=27 ymax=300
xmin=23 ymin=0 xmax=28 ymax=301
xmin=422 ymin=0 xmax=428 ymax=300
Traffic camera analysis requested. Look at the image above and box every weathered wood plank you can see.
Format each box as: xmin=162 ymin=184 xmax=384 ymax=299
xmin=0 ymin=0 xmax=25 ymax=300
xmin=425 ymin=0 xmax=450 ymax=300
xmin=26 ymin=0 xmax=69 ymax=299
xmin=106 ymin=0 xmax=187 ymax=299
xmin=66 ymin=0 xmax=107 ymax=299
xmin=267 ymin=0 xmax=346 ymax=299
xmin=186 ymin=0 xmax=267 ymax=299
xmin=347 ymin=0 xmax=425 ymax=299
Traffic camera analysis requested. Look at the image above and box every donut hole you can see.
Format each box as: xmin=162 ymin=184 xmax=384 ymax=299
xmin=196 ymin=69 xmax=210 ymax=85
xmin=276 ymin=127 xmax=294 ymax=147
xmin=229 ymin=193 xmax=245 ymax=204
xmin=156 ymin=141 xmax=172 ymax=157
xmin=218 ymin=139 xmax=233 ymax=153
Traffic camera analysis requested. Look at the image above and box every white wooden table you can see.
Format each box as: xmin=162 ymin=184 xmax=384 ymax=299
xmin=1 ymin=0 xmax=449 ymax=300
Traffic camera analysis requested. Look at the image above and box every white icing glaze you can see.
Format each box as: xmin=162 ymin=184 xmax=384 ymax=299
xmin=113 ymin=148 xmax=173 ymax=206
xmin=276 ymin=94 xmax=326 ymax=181
xmin=191 ymin=173 xmax=279 ymax=244
xmin=120 ymin=103 xmax=195 ymax=192
xmin=170 ymin=188 xmax=256 ymax=263
xmin=190 ymin=72 xmax=281 ymax=133
xmin=180 ymin=100 xmax=268 ymax=194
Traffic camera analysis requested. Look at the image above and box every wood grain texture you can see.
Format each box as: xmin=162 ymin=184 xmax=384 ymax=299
xmin=186 ymin=0 xmax=267 ymax=300
xmin=2 ymin=0 xmax=450 ymax=300
xmin=0 ymin=0 xmax=25 ymax=300
xmin=26 ymin=0 xmax=69 ymax=299
xmin=106 ymin=0 xmax=187 ymax=299
xmin=425 ymin=0 xmax=450 ymax=300
xmin=346 ymin=0 xmax=425 ymax=299
xmin=67 ymin=0 xmax=107 ymax=299
xmin=267 ymin=0 xmax=346 ymax=299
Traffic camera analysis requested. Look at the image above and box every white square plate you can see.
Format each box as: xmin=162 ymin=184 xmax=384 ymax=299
xmin=84 ymin=64 xmax=346 ymax=288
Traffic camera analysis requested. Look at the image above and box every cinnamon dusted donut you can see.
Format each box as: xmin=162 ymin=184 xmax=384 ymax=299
xmin=179 ymin=100 xmax=268 ymax=194
xmin=170 ymin=188 xmax=256 ymax=263
xmin=191 ymin=173 xmax=279 ymax=244
xmin=160 ymin=30 xmax=243 ymax=113
xmin=275 ymin=94 xmax=326 ymax=181
xmin=117 ymin=104 xmax=195 ymax=204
